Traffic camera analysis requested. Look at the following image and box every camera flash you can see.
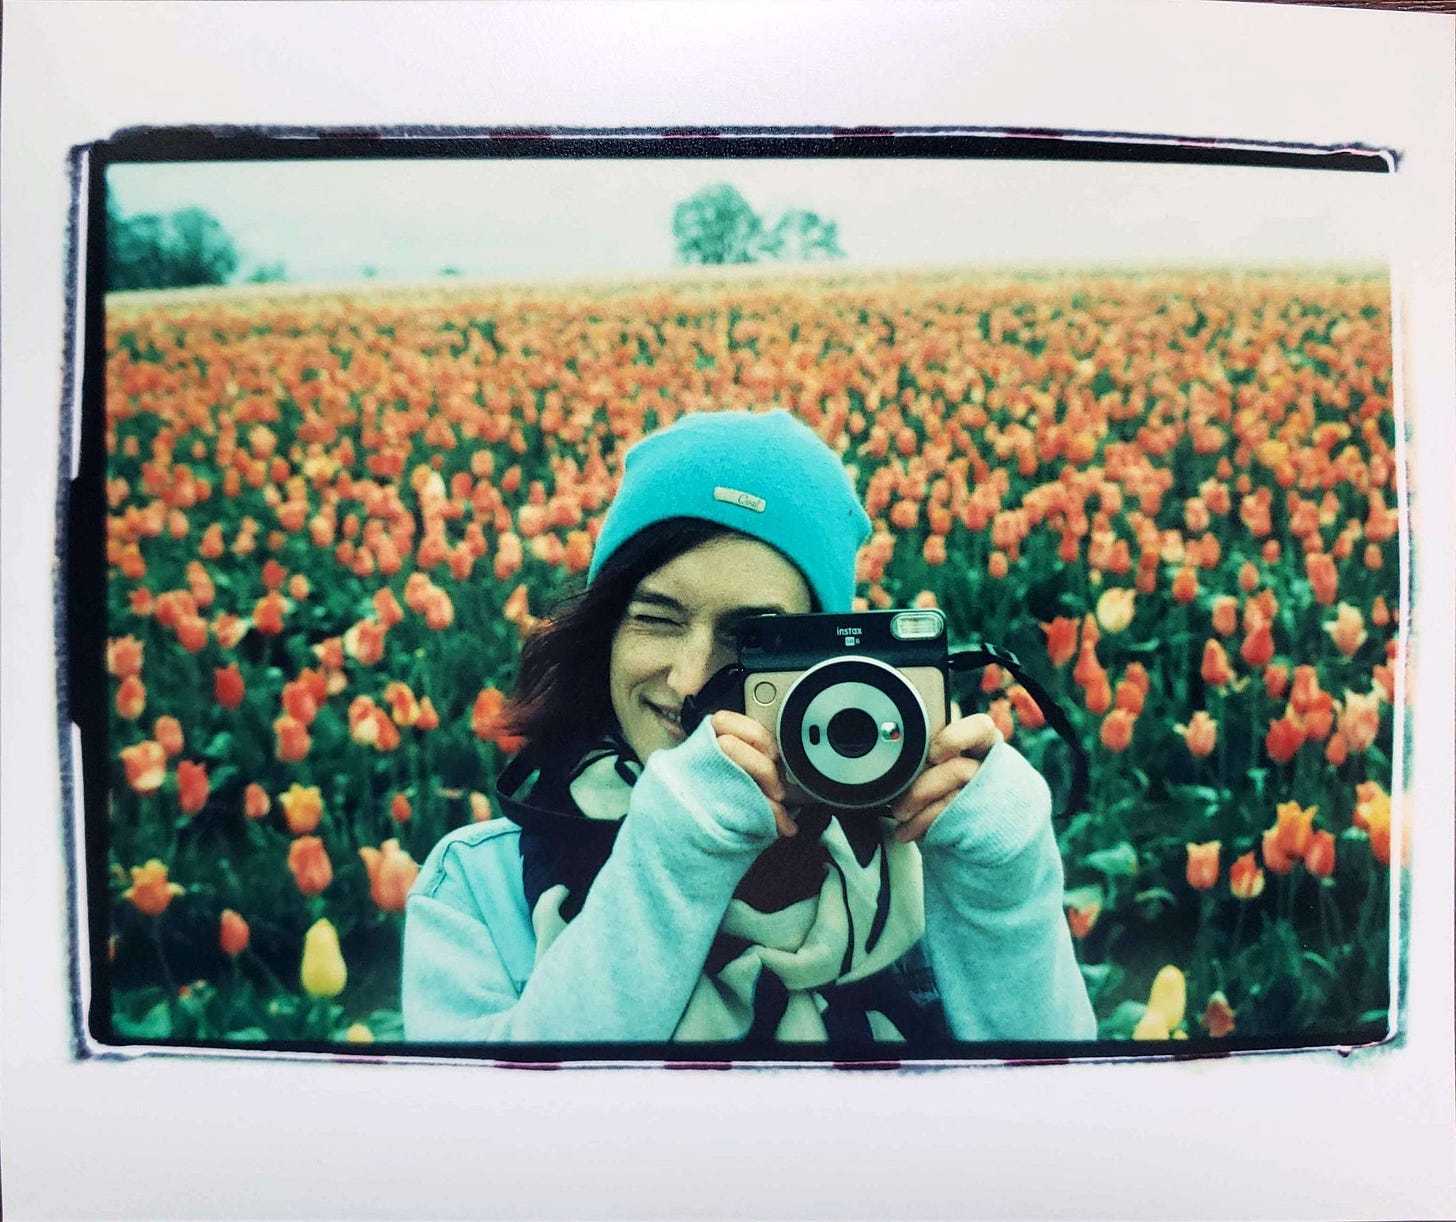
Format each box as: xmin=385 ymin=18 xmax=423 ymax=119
xmin=890 ymin=610 xmax=944 ymax=641
xmin=752 ymin=681 xmax=778 ymax=706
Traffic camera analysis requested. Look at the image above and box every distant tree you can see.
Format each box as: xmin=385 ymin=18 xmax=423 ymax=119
xmin=244 ymin=261 xmax=288 ymax=284
xmin=672 ymin=185 xmax=846 ymax=266
xmin=672 ymin=184 xmax=765 ymax=265
xmin=440 ymin=267 xmax=461 ymax=277
xmin=760 ymin=209 xmax=846 ymax=262
xmin=107 ymin=197 xmax=240 ymax=290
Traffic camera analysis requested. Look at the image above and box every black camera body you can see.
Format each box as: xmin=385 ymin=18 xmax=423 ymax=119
xmin=685 ymin=609 xmax=951 ymax=810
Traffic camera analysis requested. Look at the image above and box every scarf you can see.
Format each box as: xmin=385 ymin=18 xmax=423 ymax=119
xmin=503 ymin=736 xmax=936 ymax=1044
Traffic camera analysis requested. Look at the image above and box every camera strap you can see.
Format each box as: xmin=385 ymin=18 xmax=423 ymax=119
xmin=948 ymin=644 xmax=1089 ymax=819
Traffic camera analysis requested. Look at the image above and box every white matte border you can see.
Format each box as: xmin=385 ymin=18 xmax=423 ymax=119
xmin=3 ymin=3 xmax=1453 ymax=1220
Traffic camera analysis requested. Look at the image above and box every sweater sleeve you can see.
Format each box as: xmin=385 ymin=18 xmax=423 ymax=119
xmin=402 ymin=718 xmax=778 ymax=1043
xmin=918 ymin=738 xmax=1096 ymax=1042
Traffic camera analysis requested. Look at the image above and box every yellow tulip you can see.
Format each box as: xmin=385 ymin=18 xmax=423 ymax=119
xmin=344 ymin=1022 xmax=374 ymax=1043
xmin=1146 ymin=965 xmax=1187 ymax=1032
xmin=1094 ymin=587 xmax=1137 ymax=634
xmin=299 ymin=918 xmax=347 ymax=998
xmin=1132 ymin=1009 xmax=1170 ymax=1040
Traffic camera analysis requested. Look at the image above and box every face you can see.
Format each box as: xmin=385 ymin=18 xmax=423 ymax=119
xmin=609 ymin=535 xmax=813 ymax=763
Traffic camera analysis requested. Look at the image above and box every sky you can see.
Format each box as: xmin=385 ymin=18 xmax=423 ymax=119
xmin=106 ymin=154 xmax=1394 ymax=286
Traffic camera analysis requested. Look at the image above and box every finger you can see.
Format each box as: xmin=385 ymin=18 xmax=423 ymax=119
xmin=711 ymin=710 xmax=778 ymax=761
xmin=894 ymin=792 xmax=955 ymax=842
xmin=716 ymin=732 xmax=786 ymax=803
xmin=928 ymin=713 xmax=1000 ymax=765
xmin=768 ymin=798 xmax=799 ymax=839
xmin=890 ymin=757 xmax=981 ymax=822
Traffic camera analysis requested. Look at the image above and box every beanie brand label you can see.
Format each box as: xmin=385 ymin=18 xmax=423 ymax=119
xmin=713 ymin=486 xmax=766 ymax=514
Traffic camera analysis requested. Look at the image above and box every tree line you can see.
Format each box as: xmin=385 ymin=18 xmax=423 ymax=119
xmin=106 ymin=181 xmax=843 ymax=290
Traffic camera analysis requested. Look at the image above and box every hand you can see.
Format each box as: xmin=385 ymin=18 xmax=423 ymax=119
xmin=711 ymin=710 xmax=798 ymax=838
xmin=889 ymin=713 xmax=1000 ymax=843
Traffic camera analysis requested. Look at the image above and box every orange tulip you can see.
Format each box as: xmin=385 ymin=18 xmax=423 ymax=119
xmin=1201 ymin=640 xmax=1233 ymax=688
xmin=1265 ymin=714 xmax=1305 ymax=765
xmin=244 ymin=782 xmax=271 ymax=819
xmin=1185 ymin=840 xmax=1221 ymax=890
xmin=987 ymin=551 xmax=1009 ymax=580
xmin=1041 ymin=617 xmax=1079 ymax=668
xmin=287 ymin=836 xmax=333 ymax=895
xmin=122 ymin=859 xmax=185 ymax=916
xmin=1305 ymin=829 xmax=1337 ymax=879
xmin=390 ymin=792 xmax=412 ymax=824
xmin=219 ymin=908 xmax=250 ymax=956
xmin=154 ymin=716 xmax=184 ymax=758
xmin=279 ymin=783 xmax=324 ymax=835
xmin=1264 ymin=662 xmax=1289 ymax=700
xmin=1261 ymin=826 xmax=1296 ymax=875
xmin=177 ymin=760 xmax=210 ymax=816
xmin=1305 ymin=552 xmax=1339 ymax=606
xmin=1229 ymin=851 xmax=1266 ymax=900
xmin=213 ymin=613 xmax=248 ymax=649
xmin=358 ymin=839 xmax=421 ymax=912
xmin=214 ymin=664 xmax=245 ymax=709
xmin=253 ymin=591 xmax=287 ymax=635
xmin=1338 ymin=689 xmax=1381 ymax=754
xmin=1066 ymin=903 xmax=1100 ymax=940
xmin=383 ymin=681 xmax=420 ymax=727
xmin=1200 ymin=991 xmax=1237 ymax=1037
xmin=343 ymin=619 xmax=386 ymax=665
xmin=116 ymin=675 xmax=147 ymax=720
xmin=273 ymin=713 xmax=312 ymax=763
xmin=1175 ymin=711 xmax=1217 ymax=757
xmin=1099 ymin=709 xmax=1135 ymax=752
xmin=373 ymin=587 xmax=405 ymax=629
xmin=106 ymin=635 xmax=145 ymax=679
xmin=175 ymin=615 xmax=209 ymax=653
xmin=415 ymin=696 xmax=440 ymax=731
xmin=1113 ymin=678 xmax=1144 ymax=715
xmin=1007 ymin=685 xmax=1045 ymax=730
xmin=1171 ymin=566 xmax=1198 ymax=604
xmin=281 ymin=678 xmax=319 ymax=726
xmin=1239 ymin=623 xmax=1275 ymax=669
xmin=1323 ymin=603 xmax=1368 ymax=658
xmin=1210 ymin=596 xmax=1237 ymax=637
xmin=120 ymin=740 xmax=167 ymax=794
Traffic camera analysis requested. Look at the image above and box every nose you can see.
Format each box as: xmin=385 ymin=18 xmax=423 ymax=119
xmin=666 ymin=627 xmax=732 ymax=700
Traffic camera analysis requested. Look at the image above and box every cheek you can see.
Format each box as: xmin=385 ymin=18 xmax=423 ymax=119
xmin=608 ymin=631 xmax=655 ymax=698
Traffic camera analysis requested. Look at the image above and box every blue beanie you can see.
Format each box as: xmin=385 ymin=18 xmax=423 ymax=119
xmin=587 ymin=410 xmax=871 ymax=612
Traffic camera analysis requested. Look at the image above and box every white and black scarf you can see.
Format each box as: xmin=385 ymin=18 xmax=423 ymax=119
xmin=499 ymin=737 xmax=943 ymax=1044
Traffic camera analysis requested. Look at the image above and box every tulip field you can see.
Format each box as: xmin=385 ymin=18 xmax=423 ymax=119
xmin=99 ymin=268 xmax=1401 ymax=1049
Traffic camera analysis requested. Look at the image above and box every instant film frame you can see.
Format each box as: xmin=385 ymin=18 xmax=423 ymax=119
xmin=67 ymin=128 xmax=1408 ymax=1065
xmin=9 ymin=5 xmax=1454 ymax=1221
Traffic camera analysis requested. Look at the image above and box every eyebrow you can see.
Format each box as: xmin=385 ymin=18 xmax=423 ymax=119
xmin=628 ymin=589 xmax=794 ymax=624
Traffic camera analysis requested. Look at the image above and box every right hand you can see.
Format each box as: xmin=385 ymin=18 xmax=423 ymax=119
xmin=710 ymin=710 xmax=798 ymax=838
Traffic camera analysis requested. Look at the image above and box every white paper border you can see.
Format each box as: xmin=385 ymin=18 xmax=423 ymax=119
xmin=4 ymin=3 xmax=1453 ymax=1219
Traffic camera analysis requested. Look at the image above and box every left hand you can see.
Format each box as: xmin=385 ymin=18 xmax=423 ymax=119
xmin=889 ymin=713 xmax=1000 ymax=843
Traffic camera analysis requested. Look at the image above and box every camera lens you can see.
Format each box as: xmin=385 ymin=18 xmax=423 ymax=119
xmin=825 ymin=707 xmax=878 ymax=759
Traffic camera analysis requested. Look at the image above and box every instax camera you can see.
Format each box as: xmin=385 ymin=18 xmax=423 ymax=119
xmin=683 ymin=608 xmax=951 ymax=810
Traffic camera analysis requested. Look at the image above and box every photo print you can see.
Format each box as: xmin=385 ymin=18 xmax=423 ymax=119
xmin=68 ymin=128 xmax=1406 ymax=1064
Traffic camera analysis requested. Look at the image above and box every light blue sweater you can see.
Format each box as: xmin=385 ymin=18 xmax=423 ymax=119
xmin=402 ymin=718 xmax=1095 ymax=1044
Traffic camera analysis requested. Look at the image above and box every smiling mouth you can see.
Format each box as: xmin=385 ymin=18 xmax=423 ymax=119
xmin=647 ymin=701 xmax=685 ymax=736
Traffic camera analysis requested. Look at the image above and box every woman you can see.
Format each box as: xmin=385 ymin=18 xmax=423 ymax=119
xmin=402 ymin=409 xmax=1095 ymax=1045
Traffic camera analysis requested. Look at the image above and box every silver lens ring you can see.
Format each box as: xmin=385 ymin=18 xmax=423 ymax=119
xmin=777 ymin=655 xmax=930 ymax=808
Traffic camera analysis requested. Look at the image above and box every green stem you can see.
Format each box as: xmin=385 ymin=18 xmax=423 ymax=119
xmin=149 ymin=917 xmax=176 ymax=996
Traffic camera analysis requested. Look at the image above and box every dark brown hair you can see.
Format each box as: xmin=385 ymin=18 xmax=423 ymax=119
xmin=501 ymin=518 xmax=754 ymax=758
